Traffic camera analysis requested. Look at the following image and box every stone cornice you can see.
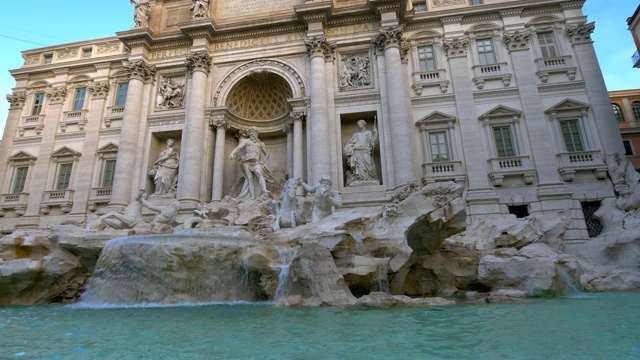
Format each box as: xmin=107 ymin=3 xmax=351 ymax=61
xmin=185 ymin=51 xmax=212 ymax=74
xmin=179 ymin=18 xmax=217 ymax=43
xmin=88 ymin=81 xmax=110 ymax=100
xmin=372 ymin=25 xmax=404 ymax=53
xmin=123 ymin=60 xmax=156 ymax=82
xmin=294 ymin=1 xmax=334 ymax=25
xmin=538 ymin=81 xmax=586 ymax=93
xmin=213 ymin=25 xmax=306 ymax=42
xmin=566 ymin=22 xmax=595 ymax=45
xmin=305 ymin=36 xmax=336 ymax=60
xmin=504 ymin=30 xmax=532 ymax=52
xmin=473 ymin=88 xmax=520 ymax=100
xmin=147 ymin=112 xmax=186 ymax=127
xmin=443 ymin=37 xmax=469 ymax=58
xmin=411 ymin=94 xmax=456 ymax=105
xmin=116 ymin=28 xmax=156 ymax=51
xmin=6 ymin=92 xmax=27 ymax=110
xmin=45 ymin=86 xmax=68 ymax=105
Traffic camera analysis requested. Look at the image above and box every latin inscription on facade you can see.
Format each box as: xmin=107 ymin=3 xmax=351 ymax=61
xmin=217 ymin=0 xmax=293 ymax=19
xmin=213 ymin=33 xmax=305 ymax=51
xmin=151 ymin=48 xmax=191 ymax=60
xmin=325 ymin=23 xmax=377 ymax=36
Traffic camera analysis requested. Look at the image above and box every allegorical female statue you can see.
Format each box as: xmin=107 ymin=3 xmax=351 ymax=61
xmin=130 ymin=0 xmax=150 ymax=28
xmin=344 ymin=119 xmax=379 ymax=186
xmin=191 ymin=0 xmax=210 ymax=18
xmin=151 ymin=138 xmax=179 ymax=197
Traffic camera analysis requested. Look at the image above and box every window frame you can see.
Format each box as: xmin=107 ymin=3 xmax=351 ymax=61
xmin=417 ymin=44 xmax=437 ymax=72
xmin=537 ymin=31 xmax=559 ymax=58
xmin=559 ymin=119 xmax=585 ymax=152
xmin=612 ymin=103 xmax=625 ymax=123
xmin=623 ymin=140 xmax=634 ymax=156
xmin=72 ymin=87 xmax=87 ymax=111
xmin=476 ymin=38 xmax=497 ymax=65
xmin=31 ymin=92 xmax=45 ymax=116
xmin=115 ymin=82 xmax=129 ymax=107
xmin=11 ymin=166 xmax=29 ymax=194
xmin=428 ymin=130 xmax=451 ymax=163
xmin=492 ymin=125 xmax=517 ymax=157
xmin=632 ymin=101 xmax=640 ymax=122
xmin=55 ymin=163 xmax=73 ymax=190
xmin=4 ymin=151 xmax=37 ymax=196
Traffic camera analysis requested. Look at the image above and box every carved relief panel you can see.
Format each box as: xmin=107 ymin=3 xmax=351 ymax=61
xmin=338 ymin=52 xmax=373 ymax=91
xmin=156 ymin=75 xmax=186 ymax=111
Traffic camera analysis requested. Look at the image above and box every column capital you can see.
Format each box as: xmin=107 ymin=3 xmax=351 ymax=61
xmin=45 ymin=86 xmax=67 ymax=105
xmin=305 ymin=36 xmax=336 ymax=60
xmin=282 ymin=120 xmax=294 ymax=134
xmin=372 ymin=25 xmax=404 ymax=53
xmin=6 ymin=92 xmax=26 ymax=110
xmin=443 ymin=37 xmax=470 ymax=58
xmin=209 ymin=117 xmax=228 ymax=130
xmin=566 ymin=22 xmax=595 ymax=45
xmin=88 ymin=81 xmax=110 ymax=100
xmin=186 ymin=51 xmax=212 ymax=74
xmin=504 ymin=30 xmax=532 ymax=52
xmin=124 ymin=60 xmax=156 ymax=82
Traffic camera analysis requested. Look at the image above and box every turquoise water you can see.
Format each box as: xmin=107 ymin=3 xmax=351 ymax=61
xmin=1 ymin=294 xmax=639 ymax=359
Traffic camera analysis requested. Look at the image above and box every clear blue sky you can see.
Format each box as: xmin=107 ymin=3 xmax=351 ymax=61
xmin=1 ymin=0 xmax=639 ymax=140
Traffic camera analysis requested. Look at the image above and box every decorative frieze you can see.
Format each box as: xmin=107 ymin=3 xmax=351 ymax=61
xmin=124 ymin=60 xmax=156 ymax=82
xmin=96 ymin=41 xmax=122 ymax=54
xmin=56 ymin=48 xmax=78 ymax=60
xmin=504 ymin=30 xmax=531 ymax=52
xmin=339 ymin=53 xmax=372 ymax=91
xmin=88 ymin=81 xmax=110 ymax=100
xmin=6 ymin=92 xmax=26 ymax=110
xmin=432 ymin=0 xmax=464 ymax=7
xmin=305 ymin=36 xmax=336 ymax=60
xmin=185 ymin=51 xmax=212 ymax=74
xmin=372 ymin=26 xmax=404 ymax=53
xmin=443 ymin=38 xmax=470 ymax=58
xmin=45 ymin=87 xmax=68 ymax=105
xmin=566 ymin=22 xmax=595 ymax=45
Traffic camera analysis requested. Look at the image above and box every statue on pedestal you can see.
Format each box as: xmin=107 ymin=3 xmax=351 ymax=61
xmin=229 ymin=127 xmax=275 ymax=201
xmin=191 ymin=0 xmax=210 ymax=18
xmin=344 ymin=119 xmax=379 ymax=186
xmin=130 ymin=0 xmax=150 ymax=28
xmin=150 ymin=139 xmax=179 ymax=197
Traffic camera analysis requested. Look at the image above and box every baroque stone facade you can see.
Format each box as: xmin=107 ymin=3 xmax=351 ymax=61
xmin=0 ymin=0 xmax=625 ymax=246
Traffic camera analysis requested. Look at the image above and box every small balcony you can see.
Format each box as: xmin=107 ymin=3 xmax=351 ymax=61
xmin=535 ymin=56 xmax=577 ymax=83
xmin=471 ymin=62 xmax=511 ymax=89
xmin=557 ymin=150 xmax=607 ymax=182
xmin=0 ymin=193 xmax=29 ymax=216
xmin=60 ymin=110 xmax=88 ymax=132
xmin=412 ymin=69 xmax=449 ymax=95
xmin=633 ymin=50 xmax=640 ymax=69
xmin=88 ymin=187 xmax=112 ymax=212
xmin=421 ymin=160 xmax=466 ymax=185
xmin=41 ymin=189 xmax=74 ymax=214
xmin=487 ymin=155 xmax=535 ymax=186
xmin=17 ymin=114 xmax=45 ymax=137
xmin=104 ymin=106 xmax=125 ymax=128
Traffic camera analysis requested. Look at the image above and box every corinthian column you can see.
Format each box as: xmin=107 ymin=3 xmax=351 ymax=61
xmin=305 ymin=36 xmax=335 ymax=184
xmin=210 ymin=117 xmax=227 ymax=202
xmin=178 ymin=51 xmax=212 ymax=204
xmin=373 ymin=26 xmax=416 ymax=185
xmin=109 ymin=60 xmax=155 ymax=208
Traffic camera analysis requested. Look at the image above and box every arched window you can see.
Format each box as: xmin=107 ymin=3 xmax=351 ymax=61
xmin=632 ymin=101 xmax=640 ymax=122
xmin=612 ymin=104 xmax=625 ymax=123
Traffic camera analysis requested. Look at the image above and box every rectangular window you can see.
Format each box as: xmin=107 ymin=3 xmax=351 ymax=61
xmin=101 ymin=160 xmax=116 ymax=187
xmin=12 ymin=167 xmax=28 ymax=194
xmin=537 ymin=32 xmax=558 ymax=58
xmin=560 ymin=120 xmax=584 ymax=152
xmin=413 ymin=3 xmax=426 ymax=12
xmin=115 ymin=83 xmax=129 ymax=107
xmin=417 ymin=45 xmax=436 ymax=71
xmin=72 ymin=88 xmax=87 ymax=111
xmin=429 ymin=131 xmax=450 ymax=162
xmin=56 ymin=163 xmax=73 ymax=190
xmin=83 ymin=48 xmax=92 ymax=58
xmin=476 ymin=39 xmax=497 ymax=65
xmin=623 ymin=140 xmax=634 ymax=156
xmin=43 ymin=54 xmax=52 ymax=64
xmin=469 ymin=0 xmax=484 ymax=5
xmin=31 ymin=93 xmax=45 ymax=116
xmin=493 ymin=126 xmax=516 ymax=157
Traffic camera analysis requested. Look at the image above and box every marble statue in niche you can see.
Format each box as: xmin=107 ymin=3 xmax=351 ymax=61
xmin=229 ymin=127 xmax=276 ymax=200
xmin=130 ymin=0 xmax=150 ymax=28
xmin=156 ymin=76 xmax=185 ymax=110
xmin=339 ymin=54 xmax=371 ymax=90
xmin=191 ymin=0 xmax=210 ymax=18
xmin=149 ymin=139 xmax=179 ymax=197
xmin=344 ymin=119 xmax=379 ymax=186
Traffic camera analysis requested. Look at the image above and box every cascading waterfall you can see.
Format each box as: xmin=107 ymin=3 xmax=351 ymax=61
xmin=274 ymin=248 xmax=299 ymax=300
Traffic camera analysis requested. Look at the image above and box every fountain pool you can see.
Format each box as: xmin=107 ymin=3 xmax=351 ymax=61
xmin=1 ymin=293 xmax=638 ymax=359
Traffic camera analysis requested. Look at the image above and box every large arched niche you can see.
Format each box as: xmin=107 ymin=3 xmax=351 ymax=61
xmin=213 ymin=59 xmax=307 ymax=134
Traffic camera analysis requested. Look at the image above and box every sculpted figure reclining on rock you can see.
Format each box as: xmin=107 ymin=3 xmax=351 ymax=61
xmin=301 ymin=176 xmax=342 ymax=222
xmin=86 ymin=189 xmax=145 ymax=230
xmin=141 ymin=197 xmax=181 ymax=225
xmin=273 ymin=177 xmax=303 ymax=231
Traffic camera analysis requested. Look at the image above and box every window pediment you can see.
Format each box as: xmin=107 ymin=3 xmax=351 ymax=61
xmin=479 ymin=105 xmax=522 ymax=121
xmin=465 ymin=23 xmax=501 ymax=36
xmin=51 ymin=146 xmax=82 ymax=159
xmin=416 ymin=111 xmax=457 ymax=128
xmin=526 ymin=15 xmax=564 ymax=28
xmin=96 ymin=143 xmax=119 ymax=154
xmin=8 ymin=151 xmax=37 ymax=163
xmin=545 ymin=99 xmax=589 ymax=116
